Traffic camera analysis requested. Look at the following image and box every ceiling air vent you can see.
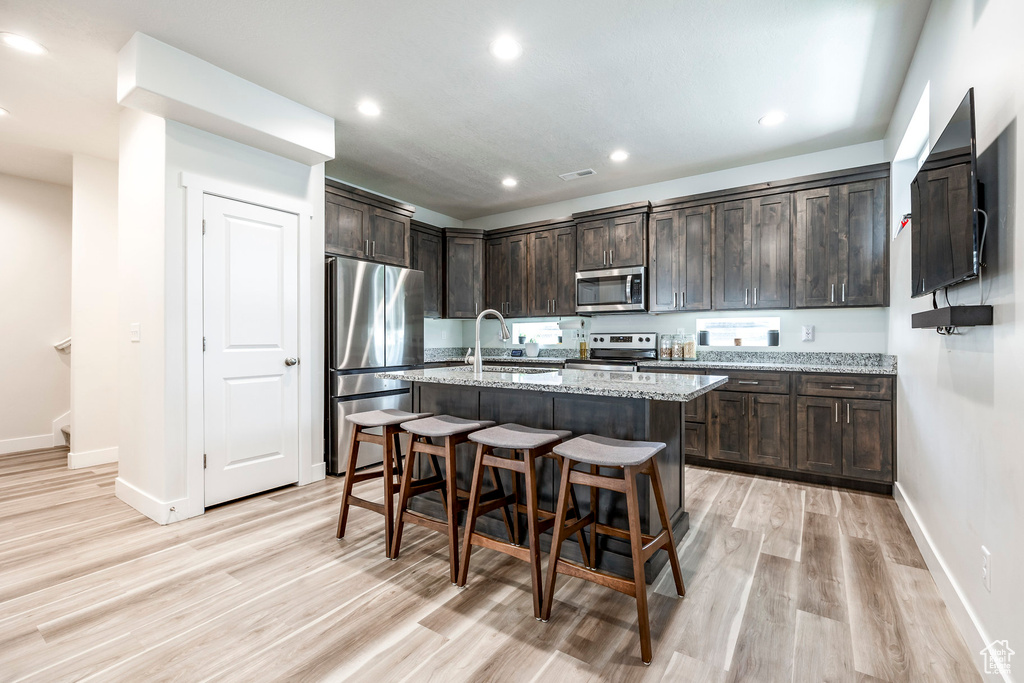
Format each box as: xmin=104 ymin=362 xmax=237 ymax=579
xmin=558 ymin=168 xmax=597 ymax=181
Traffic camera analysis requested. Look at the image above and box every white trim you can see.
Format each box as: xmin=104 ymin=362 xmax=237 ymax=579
xmin=894 ymin=482 xmax=1008 ymax=682
xmin=52 ymin=411 xmax=71 ymax=447
xmin=0 ymin=435 xmax=54 ymax=456
xmin=180 ymin=172 xmax=317 ymax=519
xmin=115 ymin=476 xmax=194 ymax=525
xmin=68 ymin=446 xmax=118 ymax=469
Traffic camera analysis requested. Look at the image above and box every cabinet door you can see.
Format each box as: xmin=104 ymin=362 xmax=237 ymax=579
xmin=411 ymin=230 xmax=442 ymax=318
xmin=553 ymin=226 xmax=577 ymax=315
xmin=528 ymin=229 xmax=556 ymax=316
xmin=507 ymin=233 xmax=530 ymax=317
xmin=708 ymin=391 xmax=748 ymax=462
xmin=609 ymin=214 xmax=646 ymax=267
xmin=795 ymin=396 xmax=842 ymax=474
xmin=838 ymin=179 xmax=888 ymax=307
xmin=367 ymin=207 xmax=410 ymax=266
xmin=325 ymin=193 xmax=369 ymax=258
xmin=751 ymin=194 xmax=791 ymax=309
xmin=446 ymin=236 xmax=484 ymax=319
xmin=648 ymin=210 xmax=680 ymax=311
xmin=685 ymin=422 xmax=706 ymax=458
xmin=680 ymin=205 xmax=712 ymax=310
xmin=684 ymin=393 xmax=706 ymax=423
xmin=794 ymin=187 xmax=837 ymax=308
xmin=748 ymin=393 xmax=791 ymax=468
xmin=842 ymin=399 xmax=893 ymax=482
xmin=576 ymin=219 xmax=609 ymax=271
xmin=713 ymin=199 xmax=753 ymax=310
xmin=485 ymin=237 xmax=508 ymax=313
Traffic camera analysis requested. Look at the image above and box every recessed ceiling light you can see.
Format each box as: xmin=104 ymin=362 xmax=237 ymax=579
xmin=609 ymin=150 xmax=629 ymax=162
xmin=489 ymin=35 xmax=522 ymax=61
xmin=501 ymin=177 xmax=518 ymax=188
xmin=758 ymin=111 xmax=787 ymax=126
xmin=0 ymin=32 xmax=47 ymax=55
xmin=0 ymin=107 xmax=8 ymax=117
xmin=357 ymin=100 xmax=381 ymax=117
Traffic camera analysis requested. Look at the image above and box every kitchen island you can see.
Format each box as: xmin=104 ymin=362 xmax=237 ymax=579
xmin=376 ymin=365 xmax=727 ymax=581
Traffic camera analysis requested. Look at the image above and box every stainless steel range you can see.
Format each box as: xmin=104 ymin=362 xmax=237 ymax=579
xmin=563 ymin=332 xmax=658 ymax=372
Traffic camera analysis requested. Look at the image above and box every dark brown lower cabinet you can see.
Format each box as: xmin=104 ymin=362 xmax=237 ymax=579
xmin=748 ymin=394 xmax=790 ymax=468
xmin=708 ymin=392 xmax=749 ymax=463
xmin=842 ymin=399 xmax=893 ymax=481
xmin=795 ymin=396 xmax=843 ymax=475
xmin=685 ymin=422 xmax=706 ymax=458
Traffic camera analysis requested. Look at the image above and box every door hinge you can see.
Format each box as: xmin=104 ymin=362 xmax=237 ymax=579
xmin=202 ymin=219 xmax=206 ymax=235
xmin=203 ymin=453 xmax=207 ymax=469
xmin=203 ymin=336 xmax=206 ymax=351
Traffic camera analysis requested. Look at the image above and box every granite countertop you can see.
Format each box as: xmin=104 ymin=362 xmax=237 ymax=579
xmin=377 ymin=366 xmax=728 ymax=402
xmin=636 ymin=359 xmax=896 ymax=375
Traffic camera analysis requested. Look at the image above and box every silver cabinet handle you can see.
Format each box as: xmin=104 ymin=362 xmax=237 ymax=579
xmin=372 ymin=240 xmax=376 ymax=257
xmin=842 ymin=282 xmax=846 ymax=302
xmin=847 ymin=403 xmax=851 ymax=424
xmin=745 ymin=288 xmax=749 ymax=305
xmin=365 ymin=240 xmax=370 ymax=255
xmin=609 ymin=249 xmax=614 ymax=264
xmin=603 ymin=250 xmax=607 ymax=266
xmin=835 ymin=401 xmax=839 ymax=422
xmin=831 ymin=283 xmax=835 ymax=303
xmin=285 ymin=357 xmax=299 ymax=366
xmin=681 ymin=291 xmax=686 ymax=307
xmin=830 ymin=385 xmax=857 ymax=390
xmin=753 ymin=287 xmax=757 ymax=306
xmin=552 ymin=298 xmax=555 ymax=312
xmin=673 ymin=292 xmax=677 ymax=308
xmin=737 ymin=380 xmax=759 ymax=385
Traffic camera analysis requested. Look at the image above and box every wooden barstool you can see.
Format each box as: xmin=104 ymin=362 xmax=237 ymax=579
xmin=457 ymin=424 xmax=592 ymax=619
xmin=336 ymin=408 xmax=432 ymax=558
xmin=391 ymin=415 xmax=516 ymax=584
xmin=541 ymin=434 xmax=686 ymax=665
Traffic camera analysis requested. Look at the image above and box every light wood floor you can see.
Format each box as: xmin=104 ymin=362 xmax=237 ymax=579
xmin=0 ymin=448 xmax=979 ymax=682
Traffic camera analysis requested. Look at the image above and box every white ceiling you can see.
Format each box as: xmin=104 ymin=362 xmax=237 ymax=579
xmin=0 ymin=0 xmax=930 ymax=215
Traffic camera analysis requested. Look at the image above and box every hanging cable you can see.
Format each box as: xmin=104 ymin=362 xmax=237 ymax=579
xmin=976 ymin=208 xmax=989 ymax=305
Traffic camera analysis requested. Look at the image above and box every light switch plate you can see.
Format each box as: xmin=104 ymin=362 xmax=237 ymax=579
xmin=130 ymin=323 xmax=141 ymax=342
xmin=801 ymin=325 xmax=815 ymax=342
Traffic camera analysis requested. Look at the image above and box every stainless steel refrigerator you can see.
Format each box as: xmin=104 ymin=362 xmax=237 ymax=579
xmin=326 ymin=256 xmax=424 ymax=475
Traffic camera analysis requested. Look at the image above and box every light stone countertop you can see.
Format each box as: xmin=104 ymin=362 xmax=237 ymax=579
xmin=377 ymin=366 xmax=728 ymax=402
xmin=636 ymin=359 xmax=896 ymax=375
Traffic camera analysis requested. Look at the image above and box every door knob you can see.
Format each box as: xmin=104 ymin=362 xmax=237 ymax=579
xmin=285 ymin=357 xmax=300 ymax=366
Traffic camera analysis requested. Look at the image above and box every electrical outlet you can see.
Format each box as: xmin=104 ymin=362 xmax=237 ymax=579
xmin=130 ymin=323 xmax=141 ymax=343
xmin=801 ymin=325 xmax=815 ymax=342
xmin=981 ymin=546 xmax=992 ymax=592
xmin=441 ymin=330 xmax=447 ymax=341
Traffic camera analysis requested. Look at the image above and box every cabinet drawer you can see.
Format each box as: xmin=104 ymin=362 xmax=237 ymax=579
xmin=712 ymin=370 xmax=790 ymax=394
xmin=796 ymin=374 xmax=893 ymax=400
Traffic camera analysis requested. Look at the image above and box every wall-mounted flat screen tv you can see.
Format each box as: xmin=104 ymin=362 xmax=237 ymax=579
xmin=910 ymin=88 xmax=983 ymax=297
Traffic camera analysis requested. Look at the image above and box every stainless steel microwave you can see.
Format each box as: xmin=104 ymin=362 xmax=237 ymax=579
xmin=575 ymin=266 xmax=646 ymax=314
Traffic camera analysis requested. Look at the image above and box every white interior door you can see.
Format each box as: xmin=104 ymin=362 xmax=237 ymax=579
xmin=203 ymin=194 xmax=300 ymax=507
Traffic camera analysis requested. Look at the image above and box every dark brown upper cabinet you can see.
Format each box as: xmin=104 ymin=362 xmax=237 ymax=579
xmin=528 ymin=224 xmax=576 ymax=316
xmin=794 ymin=178 xmax=888 ymax=308
xmin=485 ymin=234 xmax=529 ymax=317
xmin=444 ymin=231 xmax=485 ymax=319
xmin=572 ymin=202 xmax=649 ymax=271
xmin=712 ymin=195 xmax=792 ymax=310
xmin=325 ymin=180 xmax=414 ymax=267
xmin=410 ymin=221 xmax=443 ymax=318
xmin=648 ymin=205 xmax=712 ymax=312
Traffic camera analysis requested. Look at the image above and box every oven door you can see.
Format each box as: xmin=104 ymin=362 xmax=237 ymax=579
xmin=575 ymin=267 xmax=646 ymax=313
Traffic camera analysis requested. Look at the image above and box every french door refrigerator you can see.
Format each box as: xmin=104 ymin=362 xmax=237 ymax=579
xmin=326 ymin=256 xmax=424 ymax=474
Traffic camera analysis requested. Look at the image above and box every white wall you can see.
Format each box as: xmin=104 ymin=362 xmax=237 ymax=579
xmin=116 ymin=109 xmax=326 ymax=523
xmin=70 ymin=155 xmax=120 ymax=468
xmin=884 ymin=0 xmax=1023 ymax=674
xmin=0 ymin=173 xmax=72 ymax=455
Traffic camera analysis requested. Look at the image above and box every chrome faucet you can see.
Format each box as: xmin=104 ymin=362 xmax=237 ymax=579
xmin=468 ymin=308 xmax=511 ymax=374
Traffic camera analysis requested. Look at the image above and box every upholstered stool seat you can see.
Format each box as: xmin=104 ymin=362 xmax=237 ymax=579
xmin=335 ymin=409 xmax=433 ymax=558
xmin=542 ymin=433 xmax=686 ymax=665
xmin=401 ymin=415 xmax=494 ymax=438
xmin=457 ymin=423 xmax=588 ymax=619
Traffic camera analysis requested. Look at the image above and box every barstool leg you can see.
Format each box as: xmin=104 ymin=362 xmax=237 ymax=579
xmin=524 ymin=450 xmax=543 ymax=619
xmin=625 ymin=464 xmax=653 ymax=665
xmin=648 ymin=458 xmax=685 ymax=597
xmin=336 ymin=425 xmax=361 ymax=539
xmin=541 ymin=456 xmax=574 ymax=622
xmin=390 ymin=439 xmax=419 ymax=560
xmin=457 ymin=442 xmax=489 ymax=587
xmin=382 ymin=426 xmax=396 ymax=559
xmin=588 ymin=464 xmax=598 ymax=569
xmin=443 ymin=436 xmax=460 ymax=584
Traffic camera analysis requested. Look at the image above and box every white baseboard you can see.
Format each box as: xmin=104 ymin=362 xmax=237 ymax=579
xmin=68 ymin=446 xmax=118 ymax=469
xmin=300 ymin=461 xmax=326 ymax=485
xmin=894 ymin=482 xmax=1010 ymax=682
xmin=115 ymin=477 xmax=198 ymax=525
xmin=0 ymin=434 xmax=55 ymax=456
xmin=51 ymin=411 xmax=71 ymax=447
